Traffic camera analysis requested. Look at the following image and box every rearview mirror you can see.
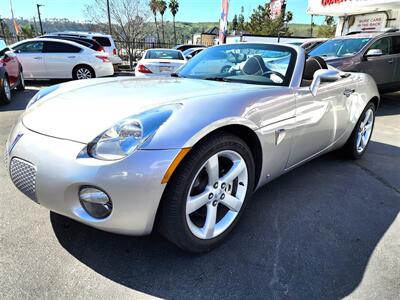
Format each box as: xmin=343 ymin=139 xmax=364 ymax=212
xmin=365 ymin=49 xmax=383 ymax=57
xmin=310 ymin=69 xmax=341 ymax=97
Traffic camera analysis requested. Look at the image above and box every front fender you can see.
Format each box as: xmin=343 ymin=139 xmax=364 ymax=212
xmin=141 ymin=92 xmax=262 ymax=150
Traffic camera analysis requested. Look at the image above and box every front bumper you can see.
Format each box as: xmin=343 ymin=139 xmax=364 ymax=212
xmin=5 ymin=121 xmax=180 ymax=235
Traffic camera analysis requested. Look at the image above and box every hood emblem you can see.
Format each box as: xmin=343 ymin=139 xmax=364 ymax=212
xmin=8 ymin=133 xmax=23 ymax=156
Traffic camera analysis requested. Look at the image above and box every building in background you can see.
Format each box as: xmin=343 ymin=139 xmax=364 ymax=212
xmin=193 ymin=27 xmax=219 ymax=45
xmin=308 ymin=0 xmax=400 ymax=36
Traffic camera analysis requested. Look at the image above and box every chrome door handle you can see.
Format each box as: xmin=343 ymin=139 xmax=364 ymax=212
xmin=344 ymin=88 xmax=355 ymax=97
xmin=33 ymin=57 xmax=42 ymax=60
xmin=388 ymin=59 xmax=394 ymax=64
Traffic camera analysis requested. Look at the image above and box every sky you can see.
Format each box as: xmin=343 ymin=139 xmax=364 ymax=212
xmin=0 ymin=0 xmax=325 ymax=24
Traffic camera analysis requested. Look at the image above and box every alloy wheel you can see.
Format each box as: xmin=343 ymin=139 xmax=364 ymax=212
xmin=356 ymin=108 xmax=374 ymax=153
xmin=186 ymin=150 xmax=248 ymax=240
xmin=3 ymin=79 xmax=11 ymax=100
xmin=76 ymin=68 xmax=92 ymax=80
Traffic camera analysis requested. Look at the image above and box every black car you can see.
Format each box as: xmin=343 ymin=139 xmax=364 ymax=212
xmin=39 ymin=35 xmax=104 ymax=52
xmin=173 ymin=44 xmax=206 ymax=52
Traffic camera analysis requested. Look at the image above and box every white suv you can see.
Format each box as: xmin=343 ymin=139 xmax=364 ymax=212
xmin=47 ymin=31 xmax=123 ymax=67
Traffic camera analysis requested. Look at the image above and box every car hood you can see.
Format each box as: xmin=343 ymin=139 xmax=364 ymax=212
xmin=22 ymin=77 xmax=265 ymax=144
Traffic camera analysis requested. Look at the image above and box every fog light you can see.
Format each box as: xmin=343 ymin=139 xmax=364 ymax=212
xmin=79 ymin=187 xmax=112 ymax=219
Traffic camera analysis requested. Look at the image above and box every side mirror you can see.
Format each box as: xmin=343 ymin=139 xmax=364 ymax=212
xmin=365 ymin=49 xmax=383 ymax=57
xmin=310 ymin=69 xmax=341 ymax=97
xmin=186 ymin=54 xmax=193 ymax=60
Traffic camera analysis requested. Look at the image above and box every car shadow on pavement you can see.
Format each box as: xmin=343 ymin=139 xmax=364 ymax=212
xmin=50 ymin=141 xmax=400 ymax=300
xmin=0 ymin=80 xmax=66 ymax=112
xmin=0 ymin=88 xmax=37 ymax=112
xmin=378 ymin=93 xmax=400 ymax=117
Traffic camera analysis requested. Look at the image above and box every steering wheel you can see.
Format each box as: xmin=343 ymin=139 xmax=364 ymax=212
xmin=220 ymin=65 xmax=233 ymax=74
xmin=263 ymin=70 xmax=285 ymax=82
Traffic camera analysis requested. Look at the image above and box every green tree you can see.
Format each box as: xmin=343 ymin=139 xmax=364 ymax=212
xmin=231 ymin=14 xmax=238 ymax=31
xmin=246 ymin=2 xmax=293 ymax=36
xmin=20 ymin=24 xmax=36 ymax=38
xmin=169 ymin=0 xmax=179 ymax=45
xmin=158 ymin=0 xmax=167 ymax=43
xmin=150 ymin=0 xmax=160 ymax=43
xmin=316 ymin=16 xmax=336 ymax=38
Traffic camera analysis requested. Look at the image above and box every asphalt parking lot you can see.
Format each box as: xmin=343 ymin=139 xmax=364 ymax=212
xmin=0 ymin=81 xmax=399 ymax=300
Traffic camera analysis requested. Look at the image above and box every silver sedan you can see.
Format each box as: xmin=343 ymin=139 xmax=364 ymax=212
xmin=5 ymin=43 xmax=379 ymax=252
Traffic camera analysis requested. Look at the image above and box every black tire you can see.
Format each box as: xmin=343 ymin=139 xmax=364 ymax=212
xmin=0 ymin=76 xmax=11 ymax=104
xmin=72 ymin=65 xmax=95 ymax=80
xmin=16 ymin=70 xmax=25 ymax=91
xmin=157 ymin=132 xmax=255 ymax=253
xmin=341 ymin=102 xmax=376 ymax=159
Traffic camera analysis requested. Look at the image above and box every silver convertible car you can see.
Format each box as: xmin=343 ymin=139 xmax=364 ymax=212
xmin=5 ymin=43 xmax=379 ymax=252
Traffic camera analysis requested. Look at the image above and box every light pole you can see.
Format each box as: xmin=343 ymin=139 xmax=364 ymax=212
xmin=311 ymin=15 xmax=314 ymax=37
xmin=37 ymin=4 xmax=44 ymax=35
xmin=106 ymin=0 xmax=112 ymax=35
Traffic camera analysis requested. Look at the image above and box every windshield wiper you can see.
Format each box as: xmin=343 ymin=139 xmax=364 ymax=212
xmin=202 ymin=76 xmax=232 ymax=82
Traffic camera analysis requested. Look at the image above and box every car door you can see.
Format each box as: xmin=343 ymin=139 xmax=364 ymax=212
xmin=359 ymin=36 xmax=396 ymax=88
xmin=390 ymin=35 xmax=400 ymax=87
xmin=287 ymin=77 xmax=353 ymax=168
xmin=0 ymin=48 xmax=19 ymax=86
xmin=13 ymin=41 xmax=45 ymax=79
xmin=43 ymin=41 xmax=81 ymax=78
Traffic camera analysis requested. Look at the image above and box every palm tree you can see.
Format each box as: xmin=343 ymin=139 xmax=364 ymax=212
xmin=169 ymin=0 xmax=179 ymax=45
xmin=149 ymin=0 xmax=160 ymax=43
xmin=158 ymin=0 xmax=167 ymax=43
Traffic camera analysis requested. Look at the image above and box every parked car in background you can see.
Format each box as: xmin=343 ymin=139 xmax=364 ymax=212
xmin=174 ymin=44 xmax=206 ymax=52
xmin=135 ymin=49 xmax=186 ymax=77
xmin=286 ymin=38 xmax=327 ymax=53
xmin=183 ymin=47 xmax=206 ymax=60
xmin=309 ymin=30 xmax=400 ymax=92
xmin=11 ymin=38 xmax=114 ymax=80
xmin=39 ymin=35 xmax=105 ymax=53
xmin=47 ymin=31 xmax=122 ymax=67
xmin=0 ymin=38 xmax=24 ymax=104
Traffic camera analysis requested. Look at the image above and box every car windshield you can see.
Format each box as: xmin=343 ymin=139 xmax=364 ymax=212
xmin=177 ymin=44 xmax=296 ymax=86
xmin=146 ymin=50 xmax=184 ymax=60
xmin=183 ymin=48 xmax=195 ymax=55
xmin=0 ymin=39 xmax=6 ymax=52
xmin=309 ymin=38 xmax=371 ymax=58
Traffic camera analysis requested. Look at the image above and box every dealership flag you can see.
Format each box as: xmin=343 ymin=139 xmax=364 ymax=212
xmin=9 ymin=0 xmax=20 ymax=35
xmin=219 ymin=0 xmax=229 ymax=44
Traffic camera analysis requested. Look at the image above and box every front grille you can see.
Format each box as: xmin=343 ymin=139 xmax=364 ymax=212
xmin=10 ymin=158 xmax=37 ymax=202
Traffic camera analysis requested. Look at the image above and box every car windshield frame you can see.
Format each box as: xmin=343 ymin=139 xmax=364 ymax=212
xmin=309 ymin=37 xmax=371 ymax=58
xmin=176 ymin=43 xmax=297 ymax=87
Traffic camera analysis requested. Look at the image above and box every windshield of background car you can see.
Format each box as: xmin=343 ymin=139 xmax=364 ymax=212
xmin=177 ymin=44 xmax=297 ymax=86
xmin=309 ymin=38 xmax=371 ymax=58
xmin=0 ymin=39 xmax=6 ymax=52
xmin=146 ymin=50 xmax=184 ymax=60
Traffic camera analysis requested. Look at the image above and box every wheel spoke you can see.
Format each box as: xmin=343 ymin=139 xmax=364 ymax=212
xmin=186 ymin=189 xmax=211 ymax=214
xmin=205 ymin=154 xmax=219 ymax=185
xmin=356 ymin=133 xmax=362 ymax=149
xmin=364 ymin=122 xmax=373 ymax=131
xmin=363 ymin=110 xmax=372 ymax=124
xmin=220 ymin=194 xmax=242 ymax=212
xmin=361 ymin=135 xmax=368 ymax=148
xmin=203 ymin=203 xmax=217 ymax=239
xmin=220 ymin=159 xmax=246 ymax=184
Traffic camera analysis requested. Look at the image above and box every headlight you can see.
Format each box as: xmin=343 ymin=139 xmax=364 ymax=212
xmin=87 ymin=104 xmax=180 ymax=161
xmin=26 ymin=84 xmax=60 ymax=109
